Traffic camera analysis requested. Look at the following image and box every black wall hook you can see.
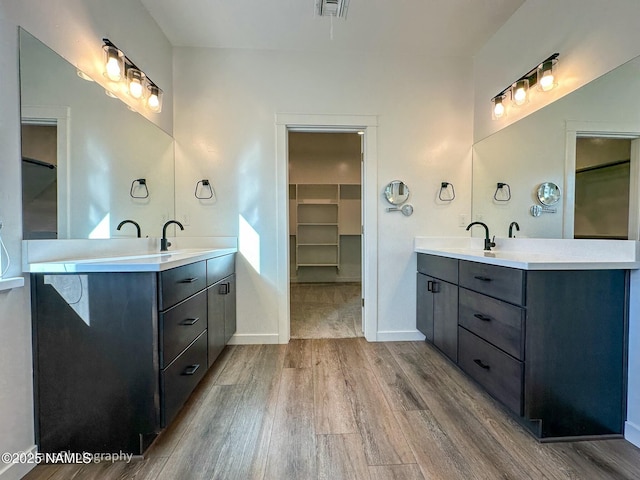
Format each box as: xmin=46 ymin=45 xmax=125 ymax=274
xmin=438 ymin=182 xmax=456 ymax=202
xmin=493 ymin=182 xmax=511 ymax=202
xmin=130 ymin=178 xmax=149 ymax=199
xmin=195 ymin=179 xmax=214 ymax=199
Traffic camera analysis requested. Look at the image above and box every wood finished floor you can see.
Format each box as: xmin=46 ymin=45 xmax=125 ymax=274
xmin=23 ymin=339 xmax=640 ymax=480
xmin=290 ymin=283 xmax=363 ymax=339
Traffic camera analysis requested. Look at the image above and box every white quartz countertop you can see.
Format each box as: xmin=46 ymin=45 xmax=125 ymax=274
xmin=25 ymin=248 xmax=237 ymax=273
xmin=22 ymin=237 xmax=238 ymax=273
xmin=414 ymin=237 xmax=640 ymax=270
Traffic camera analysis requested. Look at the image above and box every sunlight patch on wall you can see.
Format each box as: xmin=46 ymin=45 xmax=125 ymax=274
xmin=239 ymin=214 xmax=260 ymax=273
xmin=89 ymin=213 xmax=110 ymax=239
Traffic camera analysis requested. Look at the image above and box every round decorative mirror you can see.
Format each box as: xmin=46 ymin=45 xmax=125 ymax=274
xmin=537 ymin=182 xmax=561 ymax=206
xmin=384 ymin=180 xmax=410 ymax=205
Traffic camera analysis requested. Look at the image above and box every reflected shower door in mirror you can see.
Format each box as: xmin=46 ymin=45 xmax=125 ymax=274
xmin=19 ymin=28 xmax=175 ymax=239
xmin=472 ymin=54 xmax=640 ymax=239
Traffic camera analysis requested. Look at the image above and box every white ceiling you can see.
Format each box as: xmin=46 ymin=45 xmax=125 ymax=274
xmin=140 ymin=0 xmax=525 ymax=57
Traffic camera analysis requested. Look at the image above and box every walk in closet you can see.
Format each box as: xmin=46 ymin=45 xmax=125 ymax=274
xmin=288 ymin=132 xmax=362 ymax=283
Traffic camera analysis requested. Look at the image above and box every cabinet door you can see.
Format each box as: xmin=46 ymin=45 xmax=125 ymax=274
xmin=224 ymin=275 xmax=237 ymax=344
xmin=416 ymin=273 xmax=434 ymax=341
xmin=207 ymin=283 xmax=225 ymax=367
xmin=432 ymin=279 xmax=458 ymax=362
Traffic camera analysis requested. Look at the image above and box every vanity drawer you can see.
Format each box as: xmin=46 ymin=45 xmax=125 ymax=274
xmin=417 ymin=254 xmax=458 ymax=284
xmin=459 ymin=288 xmax=524 ymax=359
xmin=458 ymin=327 xmax=523 ymax=416
xmin=161 ymin=330 xmax=208 ymax=427
xmin=459 ymin=260 xmax=524 ymax=305
xmin=159 ymin=261 xmax=207 ymax=310
xmin=160 ymin=289 xmax=207 ymax=368
xmin=207 ymin=254 xmax=235 ymax=286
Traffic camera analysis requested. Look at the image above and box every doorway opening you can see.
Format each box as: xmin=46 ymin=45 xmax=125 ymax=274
xmin=574 ymin=137 xmax=632 ymax=239
xmin=288 ymin=131 xmax=363 ymax=339
xmin=564 ymin=123 xmax=640 ymax=241
xmin=21 ymin=123 xmax=58 ymax=240
xmin=275 ymin=113 xmax=377 ymax=344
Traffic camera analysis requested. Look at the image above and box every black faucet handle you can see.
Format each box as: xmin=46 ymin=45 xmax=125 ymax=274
xmin=490 ymin=235 xmax=496 ymax=247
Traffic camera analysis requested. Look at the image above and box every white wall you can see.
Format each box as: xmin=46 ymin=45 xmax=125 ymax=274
xmin=472 ymin=0 xmax=640 ymax=448
xmin=173 ymin=47 xmax=473 ymax=343
xmin=0 ymin=2 xmax=172 ymax=478
xmin=474 ymin=0 xmax=640 ymax=143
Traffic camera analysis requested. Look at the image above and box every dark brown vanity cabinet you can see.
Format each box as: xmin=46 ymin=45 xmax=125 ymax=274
xmin=158 ymin=261 xmax=208 ymax=427
xmin=206 ymin=255 xmax=236 ymax=367
xmin=416 ymin=254 xmax=458 ymax=362
xmin=31 ymin=253 xmax=236 ymax=455
xmin=416 ymin=253 xmax=628 ymax=440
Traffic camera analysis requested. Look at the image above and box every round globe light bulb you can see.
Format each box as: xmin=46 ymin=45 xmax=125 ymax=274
xmin=494 ymin=102 xmax=505 ymax=118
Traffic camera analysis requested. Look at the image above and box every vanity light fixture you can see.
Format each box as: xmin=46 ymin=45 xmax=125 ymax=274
xmin=491 ymin=53 xmax=559 ymax=119
xmin=491 ymin=94 xmax=506 ymax=119
xmin=146 ymin=85 xmax=163 ymax=113
xmin=102 ymin=38 xmax=163 ymax=113
xmin=127 ymin=68 xmax=145 ymax=99
xmin=511 ymin=78 xmax=529 ymax=106
xmin=537 ymin=57 xmax=558 ymax=92
xmin=103 ymin=43 xmax=124 ymax=82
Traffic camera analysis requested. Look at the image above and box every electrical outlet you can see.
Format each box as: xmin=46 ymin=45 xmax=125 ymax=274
xmin=476 ymin=213 xmax=484 ymax=221
xmin=182 ymin=214 xmax=190 ymax=226
xmin=458 ymin=214 xmax=468 ymax=227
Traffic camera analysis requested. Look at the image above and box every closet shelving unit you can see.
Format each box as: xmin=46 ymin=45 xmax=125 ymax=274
xmin=291 ymin=183 xmax=361 ymax=271
xmin=295 ymin=184 xmax=340 ymax=269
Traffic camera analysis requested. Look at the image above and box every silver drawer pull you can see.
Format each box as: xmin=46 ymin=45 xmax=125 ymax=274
xmin=182 ymin=364 xmax=200 ymax=376
xmin=473 ymin=359 xmax=491 ymax=370
xmin=181 ymin=317 xmax=199 ymax=326
xmin=180 ymin=277 xmax=199 ymax=283
xmin=219 ymin=283 xmax=230 ymax=294
xmin=473 ymin=313 xmax=492 ymax=322
xmin=474 ymin=275 xmax=492 ymax=282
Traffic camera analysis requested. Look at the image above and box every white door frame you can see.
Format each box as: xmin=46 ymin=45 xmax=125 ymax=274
xmin=22 ymin=105 xmax=71 ymax=238
xmin=276 ymin=113 xmax=378 ymax=343
xmin=564 ymin=121 xmax=640 ymax=239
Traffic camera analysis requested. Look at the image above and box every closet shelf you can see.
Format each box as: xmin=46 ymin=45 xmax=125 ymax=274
xmin=297 ymin=263 xmax=339 ymax=268
xmin=291 ymin=183 xmax=360 ymax=272
xmin=297 ymin=199 xmax=338 ymax=204
xmin=297 ymin=243 xmax=339 ymax=247
xmin=297 ymin=222 xmax=339 ymax=226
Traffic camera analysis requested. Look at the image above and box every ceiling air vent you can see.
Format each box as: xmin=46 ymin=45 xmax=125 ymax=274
xmin=315 ymin=0 xmax=350 ymax=19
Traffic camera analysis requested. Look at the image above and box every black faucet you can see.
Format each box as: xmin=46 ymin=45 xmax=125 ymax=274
xmin=161 ymin=220 xmax=184 ymax=251
xmin=116 ymin=219 xmax=141 ymax=238
xmin=466 ymin=221 xmax=496 ymax=251
xmin=508 ymin=221 xmax=520 ymax=238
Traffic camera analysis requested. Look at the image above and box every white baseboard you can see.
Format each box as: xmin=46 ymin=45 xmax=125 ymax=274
xmin=625 ymin=421 xmax=640 ymax=448
xmin=227 ymin=333 xmax=281 ymax=345
xmin=0 ymin=445 xmax=37 ymax=480
xmin=375 ymin=330 xmax=426 ymax=342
